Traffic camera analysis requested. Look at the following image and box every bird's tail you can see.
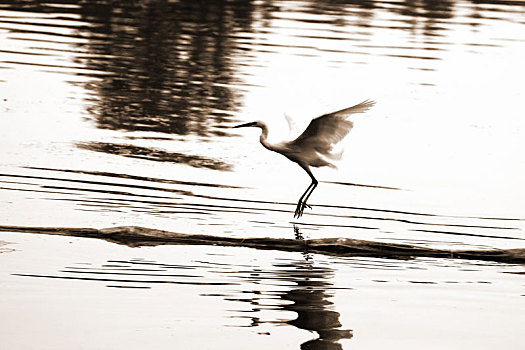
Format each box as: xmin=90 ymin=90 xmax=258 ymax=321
xmin=311 ymin=149 xmax=342 ymax=169
xmin=326 ymin=149 xmax=343 ymax=161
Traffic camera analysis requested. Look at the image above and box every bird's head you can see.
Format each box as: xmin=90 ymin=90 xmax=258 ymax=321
xmin=232 ymin=120 xmax=264 ymax=129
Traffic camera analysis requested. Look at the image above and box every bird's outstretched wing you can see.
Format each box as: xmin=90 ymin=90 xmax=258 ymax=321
xmin=292 ymin=99 xmax=375 ymax=155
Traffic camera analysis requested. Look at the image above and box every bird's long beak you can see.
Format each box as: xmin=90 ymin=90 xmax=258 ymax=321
xmin=233 ymin=121 xmax=257 ymax=128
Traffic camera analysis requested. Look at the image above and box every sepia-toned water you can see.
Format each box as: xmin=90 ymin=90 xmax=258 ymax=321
xmin=0 ymin=1 xmax=524 ymax=349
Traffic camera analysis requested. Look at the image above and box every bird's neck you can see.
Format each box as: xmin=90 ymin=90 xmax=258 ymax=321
xmin=258 ymin=125 xmax=272 ymax=150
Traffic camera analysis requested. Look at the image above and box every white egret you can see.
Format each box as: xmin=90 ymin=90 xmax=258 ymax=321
xmin=234 ymin=99 xmax=375 ymax=218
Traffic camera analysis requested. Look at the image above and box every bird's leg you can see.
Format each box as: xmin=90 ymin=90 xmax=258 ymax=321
xmin=301 ymin=182 xmax=317 ymax=209
xmin=294 ymin=181 xmax=315 ymax=218
xmin=294 ymin=165 xmax=318 ymax=218
xmin=302 ymin=180 xmax=318 ymax=208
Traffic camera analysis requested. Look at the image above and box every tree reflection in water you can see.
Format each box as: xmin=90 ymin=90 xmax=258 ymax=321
xmin=76 ymin=0 xmax=254 ymax=137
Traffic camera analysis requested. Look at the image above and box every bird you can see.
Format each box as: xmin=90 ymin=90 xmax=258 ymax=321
xmin=233 ymin=99 xmax=375 ymax=218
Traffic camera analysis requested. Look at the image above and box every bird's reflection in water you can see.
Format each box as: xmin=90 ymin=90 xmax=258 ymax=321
xmin=277 ymin=260 xmax=353 ymax=349
xmin=294 ymin=224 xmax=305 ymax=241
xmin=238 ymin=226 xmax=352 ymax=349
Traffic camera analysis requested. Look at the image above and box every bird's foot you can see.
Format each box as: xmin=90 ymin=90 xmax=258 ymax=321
xmin=294 ymin=201 xmax=312 ymax=218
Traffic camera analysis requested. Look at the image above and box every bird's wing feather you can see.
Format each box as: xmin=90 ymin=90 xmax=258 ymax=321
xmin=328 ymin=99 xmax=375 ymax=118
xmin=292 ymin=100 xmax=374 ymax=154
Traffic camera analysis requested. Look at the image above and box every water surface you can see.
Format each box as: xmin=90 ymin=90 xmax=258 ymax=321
xmin=1 ymin=0 xmax=524 ymax=349
xmin=1 ymin=232 xmax=524 ymax=349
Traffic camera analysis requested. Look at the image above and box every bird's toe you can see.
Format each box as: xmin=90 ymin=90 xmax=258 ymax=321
xmin=294 ymin=203 xmax=303 ymax=218
xmin=294 ymin=201 xmax=311 ymax=218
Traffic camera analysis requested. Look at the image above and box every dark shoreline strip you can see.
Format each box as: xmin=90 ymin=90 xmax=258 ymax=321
xmin=0 ymin=225 xmax=524 ymax=264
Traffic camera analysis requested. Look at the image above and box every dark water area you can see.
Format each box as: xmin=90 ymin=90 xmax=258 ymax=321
xmin=1 ymin=1 xmax=525 ymax=349
xmin=2 ymin=225 xmax=525 ymax=263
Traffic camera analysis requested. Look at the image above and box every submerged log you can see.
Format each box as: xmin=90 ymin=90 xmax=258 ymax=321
xmin=1 ymin=225 xmax=524 ymax=264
